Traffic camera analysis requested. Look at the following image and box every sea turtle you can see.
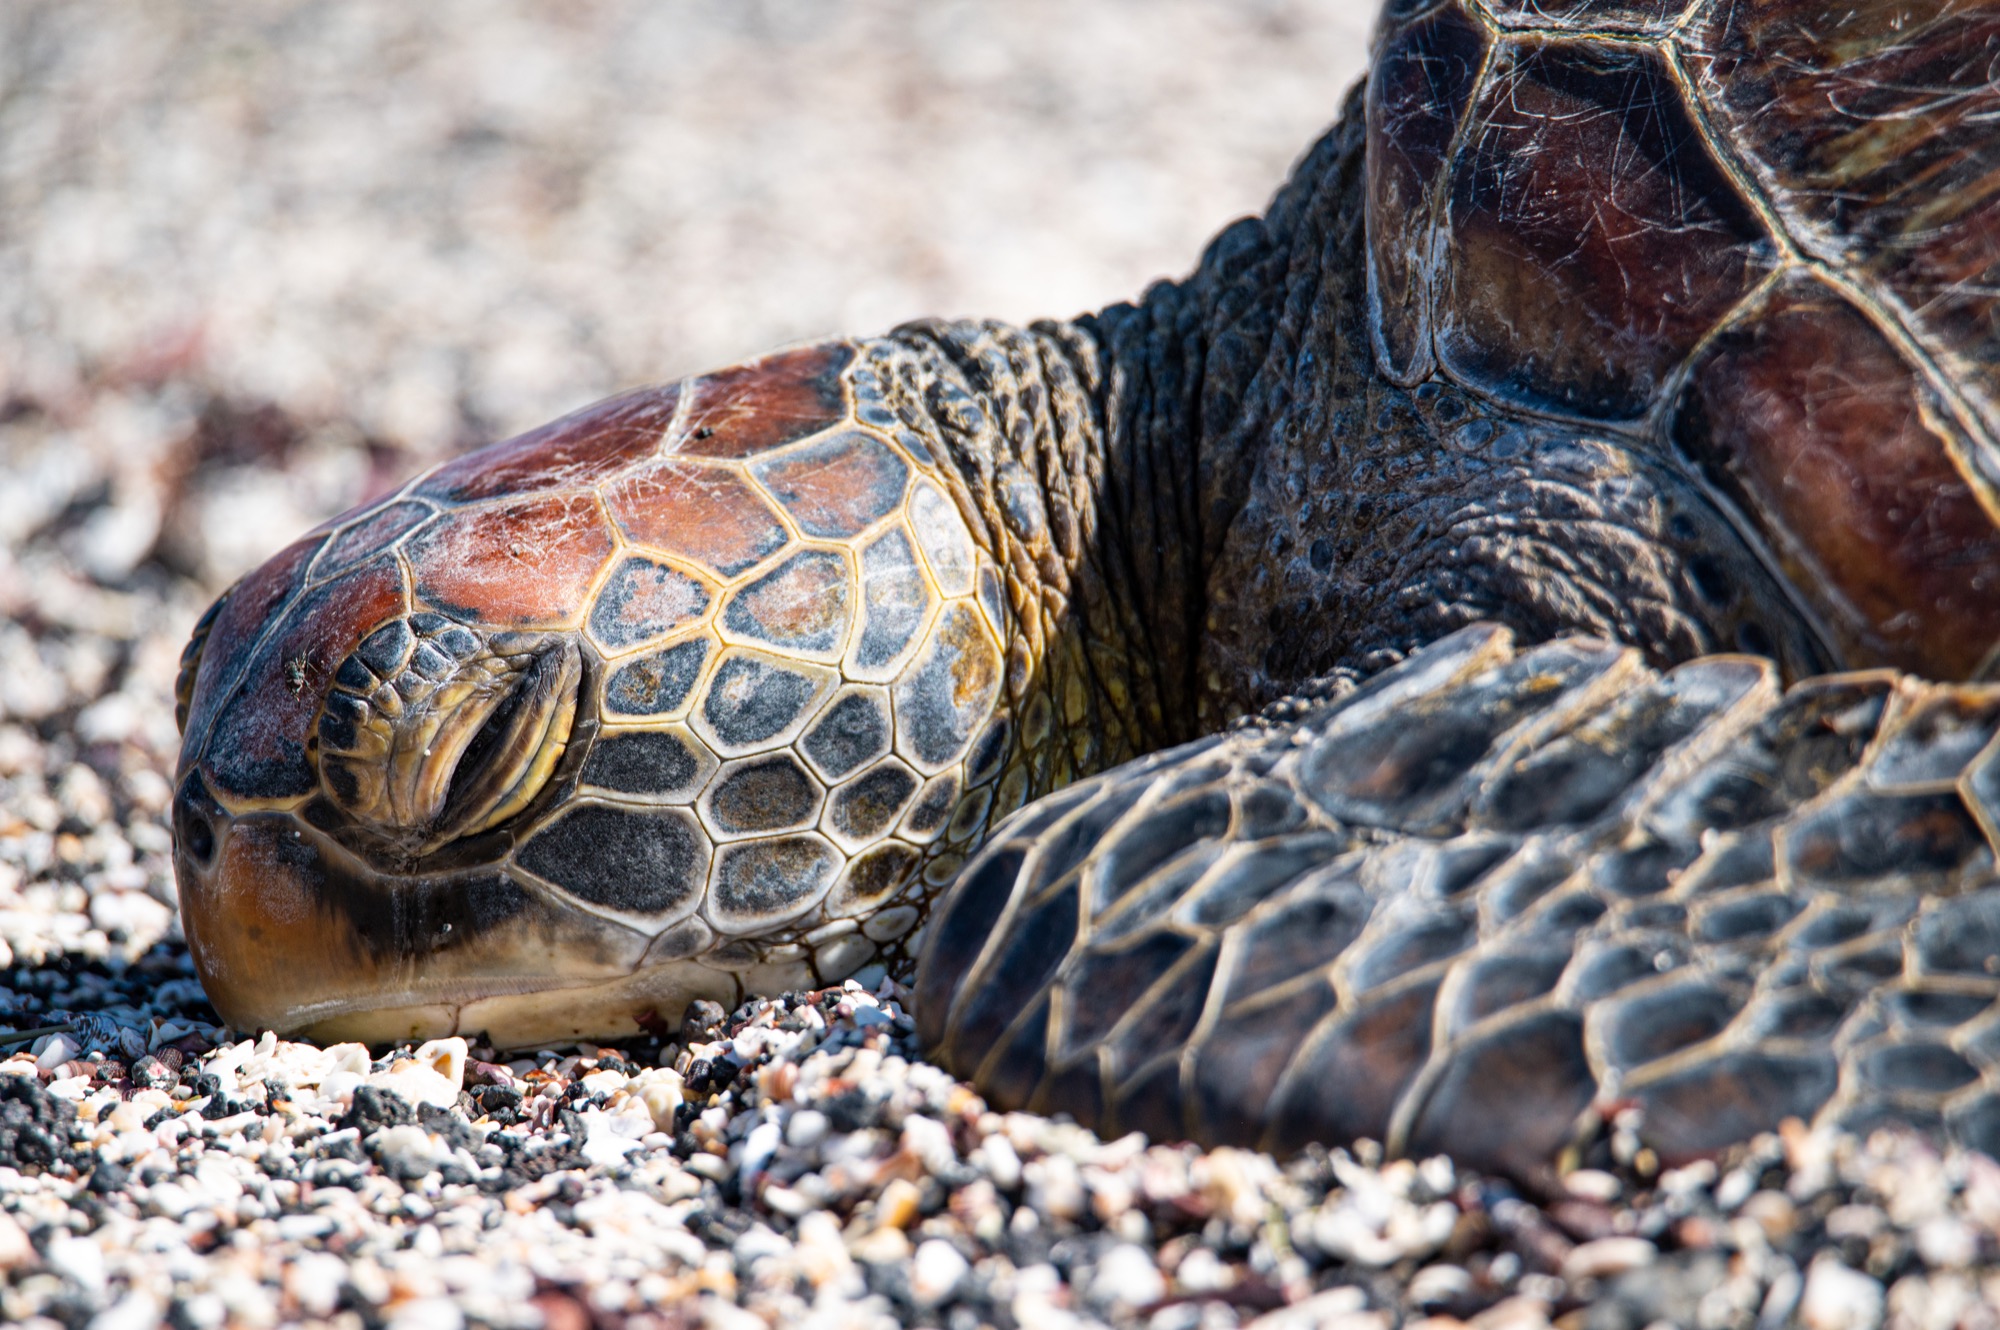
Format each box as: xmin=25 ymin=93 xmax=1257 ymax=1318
xmin=173 ymin=0 xmax=2000 ymax=1181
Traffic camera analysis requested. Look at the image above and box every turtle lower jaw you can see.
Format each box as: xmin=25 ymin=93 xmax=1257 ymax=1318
xmin=285 ymin=962 xmax=752 ymax=1051
xmin=270 ymin=973 xmax=621 ymax=1045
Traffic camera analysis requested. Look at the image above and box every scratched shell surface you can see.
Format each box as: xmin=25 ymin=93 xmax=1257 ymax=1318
xmin=178 ymin=340 xmax=1012 ymax=987
xmin=1368 ymin=0 xmax=2000 ymax=679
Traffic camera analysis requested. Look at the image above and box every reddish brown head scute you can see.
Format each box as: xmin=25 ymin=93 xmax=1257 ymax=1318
xmin=1368 ymin=0 xmax=2000 ymax=679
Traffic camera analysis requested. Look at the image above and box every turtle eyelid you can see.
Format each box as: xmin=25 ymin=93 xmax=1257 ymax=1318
xmin=437 ymin=670 xmax=536 ymax=829
xmin=430 ymin=638 xmax=583 ymax=845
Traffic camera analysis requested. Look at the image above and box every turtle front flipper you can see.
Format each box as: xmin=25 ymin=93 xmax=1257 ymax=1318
xmin=916 ymin=624 xmax=2000 ymax=1183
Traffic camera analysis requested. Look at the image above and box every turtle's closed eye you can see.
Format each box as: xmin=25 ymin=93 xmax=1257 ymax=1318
xmin=429 ymin=639 xmax=582 ymax=843
xmin=438 ymin=671 xmax=534 ymax=827
xmin=317 ymin=617 xmax=582 ymax=854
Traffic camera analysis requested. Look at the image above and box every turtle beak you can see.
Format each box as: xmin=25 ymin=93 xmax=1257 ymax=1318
xmin=172 ymin=788 xmax=690 ymax=1047
xmin=173 ymin=798 xmax=408 ymax=1038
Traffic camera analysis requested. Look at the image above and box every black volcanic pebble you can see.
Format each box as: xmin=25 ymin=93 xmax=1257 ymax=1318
xmin=0 ymin=1076 xmax=76 ymax=1171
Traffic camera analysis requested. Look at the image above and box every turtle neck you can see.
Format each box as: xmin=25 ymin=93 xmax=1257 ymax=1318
xmin=852 ymin=93 xmax=1367 ymax=779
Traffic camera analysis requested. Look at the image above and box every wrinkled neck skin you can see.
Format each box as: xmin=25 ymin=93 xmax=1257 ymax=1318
xmin=865 ymin=86 xmax=1827 ymax=786
xmin=860 ymin=319 xmax=1176 ymax=800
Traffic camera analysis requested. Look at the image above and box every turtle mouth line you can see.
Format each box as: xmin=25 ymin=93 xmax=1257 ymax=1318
xmin=279 ymin=963 xmax=741 ymax=1051
xmin=276 ymin=972 xmax=609 ymax=1028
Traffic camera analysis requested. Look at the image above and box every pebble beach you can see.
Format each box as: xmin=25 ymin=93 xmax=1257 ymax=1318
xmin=4 ymin=3 xmax=2000 ymax=1327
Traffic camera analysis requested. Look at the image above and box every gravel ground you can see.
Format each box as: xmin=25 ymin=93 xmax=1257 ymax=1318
xmin=4 ymin=3 xmax=1999 ymax=1328
xmin=5 ymin=980 xmax=2000 ymax=1330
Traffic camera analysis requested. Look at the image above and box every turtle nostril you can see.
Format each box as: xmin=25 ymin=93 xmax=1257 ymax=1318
xmin=174 ymin=778 xmax=219 ymax=867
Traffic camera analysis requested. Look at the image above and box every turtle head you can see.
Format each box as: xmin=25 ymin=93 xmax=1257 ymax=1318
xmin=171 ymin=347 xmax=1019 ymax=1049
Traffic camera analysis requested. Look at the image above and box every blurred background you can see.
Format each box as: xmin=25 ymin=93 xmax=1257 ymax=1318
xmin=0 ymin=0 xmax=1370 ymax=965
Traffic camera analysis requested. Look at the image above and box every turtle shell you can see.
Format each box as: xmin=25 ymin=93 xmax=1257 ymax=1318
xmin=1366 ymin=0 xmax=2000 ymax=679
